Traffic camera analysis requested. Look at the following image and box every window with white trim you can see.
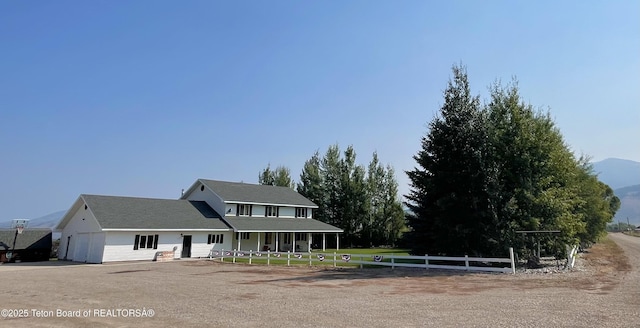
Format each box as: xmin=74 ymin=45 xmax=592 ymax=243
xmin=265 ymin=233 xmax=272 ymax=244
xmin=133 ymin=234 xmax=159 ymax=250
xmin=237 ymin=204 xmax=252 ymax=216
xmin=241 ymin=232 xmax=251 ymax=240
xmin=295 ymin=233 xmax=307 ymax=241
xmin=265 ymin=206 xmax=279 ymax=217
xmin=295 ymin=207 xmax=308 ymax=218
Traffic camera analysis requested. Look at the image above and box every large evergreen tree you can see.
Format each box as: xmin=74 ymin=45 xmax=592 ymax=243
xmin=405 ymin=65 xmax=618 ymax=257
xmin=296 ymin=145 xmax=406 ymax=247
xmin=296 ymin=151 xmax=325 ymax=221
xmin=380 ymin=165 xmax=406 ymax=247
xmin=259 ymin=164 xmax=294 ymax=188
xmin=365 ymin=152 xmax=386 ymax=246
xmin=404 ymin=65 xmax=490 ymax=256
xmin=338 ymin=145 xmax=369 ymax=246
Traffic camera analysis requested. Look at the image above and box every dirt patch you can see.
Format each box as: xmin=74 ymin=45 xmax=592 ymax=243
xmin=107 ymin=269 xmax=151 ymax=274
xmin=583 ymin=237 xmax=632 ymax=274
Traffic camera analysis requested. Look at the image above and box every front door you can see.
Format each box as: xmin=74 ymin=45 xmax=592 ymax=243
xmin=181 ymin=235 xmax=192 ymax=258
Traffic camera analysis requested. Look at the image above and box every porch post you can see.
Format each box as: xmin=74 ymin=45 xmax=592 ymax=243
xmin=336 ymin=233 xmax=339 ymax=250
xmin=322 ymin=233 xmax=326 ymax=251
xmin=237 ymin=233 xmax=241 ymax=251
xmin=291 ymin=232 xmax=294 ymax=251
xmin=275 ymin=233 xmax=279 ymax=252
xmin=308 ymin=233 xmax=312 ymax=252
xmin=257 ymin=232 xmax=261 ymax=252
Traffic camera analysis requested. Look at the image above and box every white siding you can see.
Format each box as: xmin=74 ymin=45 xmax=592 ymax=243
xmin=185 ymin=183 xmax=226 ymax=216
xmin=226 ymin=203 xmax=263 ymax=217
xmin=186 ymin=233 xmax=209 ymax=257
xmin=101 ymin=231 xmax=235 ymax=262
xmin=226 ymin=204 xmax=313 ymax=218
xmin=279 ymin=207 xmax=295 ymax=218
xmin=202 ymin=232 xmax=234 ymax=252
xmin=59 ymin=203 xmax=102 ymax=261
xmin=252 ymin=205 xmax=265 ymax=217
xmin=102 ymin=232 xmax=181 ymax=262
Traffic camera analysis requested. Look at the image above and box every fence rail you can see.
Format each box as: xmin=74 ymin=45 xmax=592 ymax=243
xmin=207 ymin=247 xmax=516 ymax=274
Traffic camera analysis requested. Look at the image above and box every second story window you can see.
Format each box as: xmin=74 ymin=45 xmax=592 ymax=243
xmin=237 ymin=204 xmax=252 ymax=216
xmin=295 ymin=207 xmax=308 ymax=218
xmin=265 ymin=206 xmax=279 ymax=217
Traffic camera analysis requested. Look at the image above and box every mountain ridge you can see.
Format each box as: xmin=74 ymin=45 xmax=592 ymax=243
xmin=0 ymin=210 xmax=66 ymax=229
xmin=592 ymin=158 xmax=640 ymax=190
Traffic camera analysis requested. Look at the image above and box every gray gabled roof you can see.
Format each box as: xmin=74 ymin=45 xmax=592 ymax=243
xmin=198 ymin=179 xmax=317 ymax=207
xmin=0 ymin=229 xmax=52 ymax=250
xmin=82 ymin=195 xmax=230 ymax=230
xmin=222 ymin=217 xmax=343 ymax=233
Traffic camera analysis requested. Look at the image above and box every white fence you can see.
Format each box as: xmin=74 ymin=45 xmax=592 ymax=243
xmin=207 ymin=247 xmax=516 ymax=274
xmin=566 ymin=245 xmax=578 ymax=269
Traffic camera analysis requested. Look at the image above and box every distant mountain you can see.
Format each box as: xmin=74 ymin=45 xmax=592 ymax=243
xmin=592 ymin=158 xmax=640 ymax=190
xmin=614 ymin=185 xmax=640 ymax=226
xmin=0 ymin=210 xmax=66 ymax=229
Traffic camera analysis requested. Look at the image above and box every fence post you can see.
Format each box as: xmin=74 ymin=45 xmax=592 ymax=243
xmin=360 ymin=255 xmax=363 ymax=269
xmin=391 ymin=253 xmax=395 ymax=270
xmin=267 ymin=250 xmax=270 ymax=266
xmin=509 ymin=247 xmax=515 ymax=274
xmin=287 ymin=251 xmax=291 ymax=266
xmin=233 ymin=249 xmax=236 ymax=263
xmin=465 ymin=255 xmax=469 ymax=271
xmin=309 ymin=253 xmax=312 ymax=267
xmin=425 ymin=254 xmax=429 ymax=270
xmin=249 ymin=250 xmax=252 ymax=265
xmin=333 ymin=252 xmax=336 ymax=267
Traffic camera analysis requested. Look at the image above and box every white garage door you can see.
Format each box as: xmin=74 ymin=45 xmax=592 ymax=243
xmin=74 ymin=233 xmax=90 ymax=263
xmin=87 ymin=233 xmax=105 ymax=264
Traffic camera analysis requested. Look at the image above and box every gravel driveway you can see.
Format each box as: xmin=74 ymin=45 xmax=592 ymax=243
xmin=1 ymin=233 xmax=638 ymax=328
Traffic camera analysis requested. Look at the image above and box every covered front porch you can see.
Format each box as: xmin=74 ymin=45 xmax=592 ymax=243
xmin=232 ymin=231 xmax=340 ymax=252
xmin=220 ymin=216 xmax=343 ymax=253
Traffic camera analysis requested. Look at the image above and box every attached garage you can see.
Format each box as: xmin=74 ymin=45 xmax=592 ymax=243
xmin=56 ymin=194 xmax=231 ymax=263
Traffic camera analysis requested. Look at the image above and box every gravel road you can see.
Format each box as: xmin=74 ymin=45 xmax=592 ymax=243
xmin=1 ymin=233 xmax=638 ymax=328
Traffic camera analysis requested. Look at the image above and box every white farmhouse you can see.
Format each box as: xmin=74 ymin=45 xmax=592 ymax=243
xmin=56 ymin=179 xmax=343 ymax=263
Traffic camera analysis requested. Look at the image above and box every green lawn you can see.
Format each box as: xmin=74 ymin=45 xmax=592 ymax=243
xmin=211 ymin=248 xmax=414 ymax=268
xmin=311 ymin=248 xmax=410 ymax=256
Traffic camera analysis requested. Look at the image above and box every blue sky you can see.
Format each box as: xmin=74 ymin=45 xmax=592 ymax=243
xmin=1 ymin=1 xmax=639 ymax=221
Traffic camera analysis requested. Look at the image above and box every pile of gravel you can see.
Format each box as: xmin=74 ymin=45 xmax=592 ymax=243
xmin=516 ymin=256 xmax=576 ymax=274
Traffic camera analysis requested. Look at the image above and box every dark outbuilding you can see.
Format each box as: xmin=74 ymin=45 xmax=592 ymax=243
xmin=0 ymin=228 xmax=52 ymax=263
